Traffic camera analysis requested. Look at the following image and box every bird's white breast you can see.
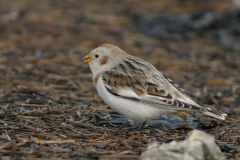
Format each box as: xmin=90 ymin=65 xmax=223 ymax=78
xmin=96 ymin=75 xmax=172 ymax=121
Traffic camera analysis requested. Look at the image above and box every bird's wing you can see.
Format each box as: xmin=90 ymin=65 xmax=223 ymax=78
xmin=101 ymin=55 xmax=226 ymax=120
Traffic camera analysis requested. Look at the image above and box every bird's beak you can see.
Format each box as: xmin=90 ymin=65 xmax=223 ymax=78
xmin=80 ymin=55 xmax=92 ymax=63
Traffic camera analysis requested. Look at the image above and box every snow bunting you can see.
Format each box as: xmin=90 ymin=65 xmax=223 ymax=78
xmin=81 ymin=43 xmax=227 ymax=122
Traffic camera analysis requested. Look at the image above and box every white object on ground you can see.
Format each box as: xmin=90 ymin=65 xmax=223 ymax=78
xmin=140 ymin=130 xmax=225 ymax=160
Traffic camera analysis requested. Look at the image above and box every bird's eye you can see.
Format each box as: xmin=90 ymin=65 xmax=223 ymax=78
xmin=95 ymin=54 xmax=99 ymax=58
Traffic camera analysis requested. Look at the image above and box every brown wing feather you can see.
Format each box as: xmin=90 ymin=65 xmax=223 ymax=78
xmin=162 ymin=75 xmax=203 ymax=106
xmin=101 ymin=55 xmax=226 ymax=120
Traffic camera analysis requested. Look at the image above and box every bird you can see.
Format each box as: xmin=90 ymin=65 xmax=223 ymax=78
xmin=81 ymin=43 xmax=227 ymax=130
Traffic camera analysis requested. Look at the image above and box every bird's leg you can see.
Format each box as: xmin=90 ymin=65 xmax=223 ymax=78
xmin=114 ymin=120 xmax=131 ymax=135
xmin=140 ymin=120 xmax=147 ymax=130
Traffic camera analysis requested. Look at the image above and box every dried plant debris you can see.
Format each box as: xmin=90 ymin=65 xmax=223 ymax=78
xmin=0 ymin=0 xmax=240 ymax=159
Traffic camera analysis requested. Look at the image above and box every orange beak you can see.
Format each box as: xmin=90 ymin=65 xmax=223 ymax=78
xmin=80 ymin=55 xmax=92 ymax=63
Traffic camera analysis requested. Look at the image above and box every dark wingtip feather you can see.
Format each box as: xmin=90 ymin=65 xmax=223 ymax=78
xmin=203 ymin=108 xmax=227 ymax=120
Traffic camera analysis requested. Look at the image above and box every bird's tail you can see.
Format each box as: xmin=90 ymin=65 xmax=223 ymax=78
xmin=203 ymin=107 xmax=227 ymax=120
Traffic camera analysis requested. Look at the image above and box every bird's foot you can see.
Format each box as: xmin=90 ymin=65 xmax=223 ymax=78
xmin=113 ymin=120 xmax=131 ymax=135
xmin=140 ymin=120 xmax=147 ymax=130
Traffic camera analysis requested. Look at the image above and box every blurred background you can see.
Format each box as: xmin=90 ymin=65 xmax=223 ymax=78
xmin=0 ymin=0 xmax=240 ymax=159
xmin=0 ymin=0 xmax=239 ymax=105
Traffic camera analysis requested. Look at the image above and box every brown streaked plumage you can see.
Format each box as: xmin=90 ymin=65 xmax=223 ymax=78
xmin=82 ymin=43 xmax=227 ymax=121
